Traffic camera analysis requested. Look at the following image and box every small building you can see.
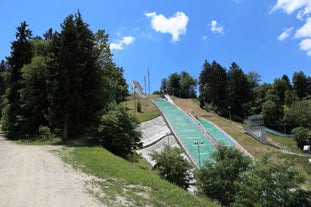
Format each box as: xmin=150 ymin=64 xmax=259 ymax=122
xmin=303 ymin=145 xmax=310 ymax=153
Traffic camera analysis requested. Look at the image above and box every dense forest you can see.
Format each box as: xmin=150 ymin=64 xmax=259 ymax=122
xmin=0 ymin=12 xmax=142 ymax=157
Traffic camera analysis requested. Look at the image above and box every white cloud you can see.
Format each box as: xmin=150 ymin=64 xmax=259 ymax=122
xmin=202 ymin=35 xmax=208 ymax=40
xmin=271 ymin=1 xmax=311 ymax=56
xmin=270 ymin=0 xmax=308 ymax=15
xmin=295 ymin=17 xmax=311 ymax=38
xmin=299 ymin=38 xmax=311 ymax=56
xmin=209 ymin=20 xmax=224 ymax=34
xmin=278 ymin=27 xmax=294 ymax=41
xmin=145 ymin=11 xmax=189 ymax=42
xmin=110 ymin=36 xmax=135 ymax=51
xmin=295 ymin=18 xmax=311 ymax=56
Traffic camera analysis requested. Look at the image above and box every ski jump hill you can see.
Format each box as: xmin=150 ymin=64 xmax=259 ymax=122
xmin=131 ymin=80 xmax=253 ymax=168
xmin=152 ymin=97 xmax=254 ymax=168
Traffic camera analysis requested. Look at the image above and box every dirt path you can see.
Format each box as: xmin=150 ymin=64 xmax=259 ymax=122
xmin=0 ymin=136 xmax=103 ymax=207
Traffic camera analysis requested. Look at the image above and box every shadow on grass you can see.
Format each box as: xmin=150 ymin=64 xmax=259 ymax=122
xmin=53 ymin=136 xmax=101 ymax=148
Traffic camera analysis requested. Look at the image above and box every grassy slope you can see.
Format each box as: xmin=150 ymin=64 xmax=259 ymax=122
xmin=61 ymin=146 xmax=218 ymax=207
xmin=171 ymin=96 xmax=311 ymax=190
xmin=121 ymin=94 xmax=160 ymax=123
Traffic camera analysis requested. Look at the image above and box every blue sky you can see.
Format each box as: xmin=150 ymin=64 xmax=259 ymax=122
xmin=1 ymin=0 xmax=311 ymax=93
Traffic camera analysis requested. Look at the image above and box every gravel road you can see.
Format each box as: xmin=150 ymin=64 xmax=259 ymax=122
xmin=0 ymin=136 xmax=103 ymax=207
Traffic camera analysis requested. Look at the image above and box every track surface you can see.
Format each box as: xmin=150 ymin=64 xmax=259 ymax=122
xmin=0 ymin=136 xmax=102 ymax=207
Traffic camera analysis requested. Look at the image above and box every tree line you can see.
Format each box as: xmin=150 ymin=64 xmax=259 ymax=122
xmin=0 ymin=12 xmax=141 ymax=157
xmin=159 ymin=71 xmax=197 ymax=98
xmin=160 ymin=60 xmax=311 ymax=148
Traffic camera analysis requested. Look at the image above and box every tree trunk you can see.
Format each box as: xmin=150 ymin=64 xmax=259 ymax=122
xmin=62 ymin=115 xmax=68 ymax=142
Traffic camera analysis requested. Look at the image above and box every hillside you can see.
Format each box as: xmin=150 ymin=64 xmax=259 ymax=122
xmin=61 ymin=146 xmax=218 ymax=207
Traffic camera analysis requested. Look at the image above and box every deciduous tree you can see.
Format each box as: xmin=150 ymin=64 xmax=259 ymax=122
xmin=196 ymin=145 xmax=252 ymax=206
xmin=284 ymin=100 xmax=311 ymax=129
xmin=151 ymin=145 xmax=192 ymax=190
xmin=291 ymin=127 xmax=311 ymax=149
xmin=234 ymin=156 xmax=310 ymax=207
xmin=20 ymin=56 xmax=49 ymax=136
xmin=97 ymin=104 xmax=142 ymax=157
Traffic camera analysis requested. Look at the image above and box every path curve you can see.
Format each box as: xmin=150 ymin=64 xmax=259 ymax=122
xmin=0 ymin=136 xmax=103 ymax=207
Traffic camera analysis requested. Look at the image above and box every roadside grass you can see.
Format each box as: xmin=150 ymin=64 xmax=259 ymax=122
xmin=121 ymin=95 xmax=160 ymax=123
xmin=60 ymin=146 xmax=218 ymax=207
xmin=14 ymin=137 xmax=62 ymax=146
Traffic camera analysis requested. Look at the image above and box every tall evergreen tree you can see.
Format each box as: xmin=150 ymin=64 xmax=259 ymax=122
xmin=94 ymin=29 xmax=128 ymax=104
xmin=167 ymin=72 xmax=181 ymax=96
xmin=43 ymin=28 xmax=54 ymax=40
xmin=180 ymin=71 xmax=197 ymax=98
xmin=160 ymin=78 xmax=168 ymax=94
xmin=227 ymin=62 xmax=252 ymax=120
xmin=293 ymin=71 xmax=310 ymax=99
xmin=0 ymin=60 xmax=8 ymax=118
xmin=47 ymin=12 xmax=103 ymax=141
xmin=109 ymin=65 xmax=129 ymax=104
xmin=199 ymin=60 xmax=213 ymax=107
xmin=199 ymin=60 xmax=228 ymax=116
xmin=2 ymin=21 xmax=33 ymax=138
xmin=262 ymin=89 xmax=283 ymax=130
xmin=0 ymin=60 xmax=8 ymax=98
xmin=281 ymin=74 xmax=292 ymax=90
xmin=272 ymin=78 xmax=289 ymax=105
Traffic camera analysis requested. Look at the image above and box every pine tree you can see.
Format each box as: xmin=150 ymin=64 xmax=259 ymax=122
xmin=47 ymin=12 xmax=105 ymax=141
xmin=0 ymin=60 xmax=8 ymax=98
xmin=2 ymin=21 xmax=33 ymax=138
xmin=199 ymin=60 xmax=228 ymax=116
xmin=228 ymin=62 xmax=252 ymax=120
xmin=0 ymin=60 xmax=8 ymax=118
xmin=293 ymin=71 xmax=309 ymax=99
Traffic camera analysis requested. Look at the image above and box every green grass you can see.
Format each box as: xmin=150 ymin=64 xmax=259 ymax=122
xmin=60 ymin=146 xmax=218 ymax=207
xmin=266 ymin=132 xmax=302 ymax=153
xmin=267 ymin=151 xmax=311 ymax=190
xmin=121 ymin=96 xmax=160 ymax=123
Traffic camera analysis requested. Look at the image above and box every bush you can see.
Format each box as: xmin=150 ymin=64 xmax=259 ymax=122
xmin=292 ymin=127 xmax=311 ymax=149
xmin=97 ymin=104 xmax=142 ymax=157
xmin=151 ymin=145 xmax=192 ymax=190
xmin=36 ymin=125 xmax=58 ymax=140
xmin=196 ymin=144 xmax=252 ymax=206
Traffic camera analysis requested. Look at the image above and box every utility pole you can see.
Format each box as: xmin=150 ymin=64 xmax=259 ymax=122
xmin=144 ymin=76 xmax=146 ymax=94
xmin=148 ymin=69 xmax=150 ymax=94
xmin=193 ymin=140 xmax=204 ymax=167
